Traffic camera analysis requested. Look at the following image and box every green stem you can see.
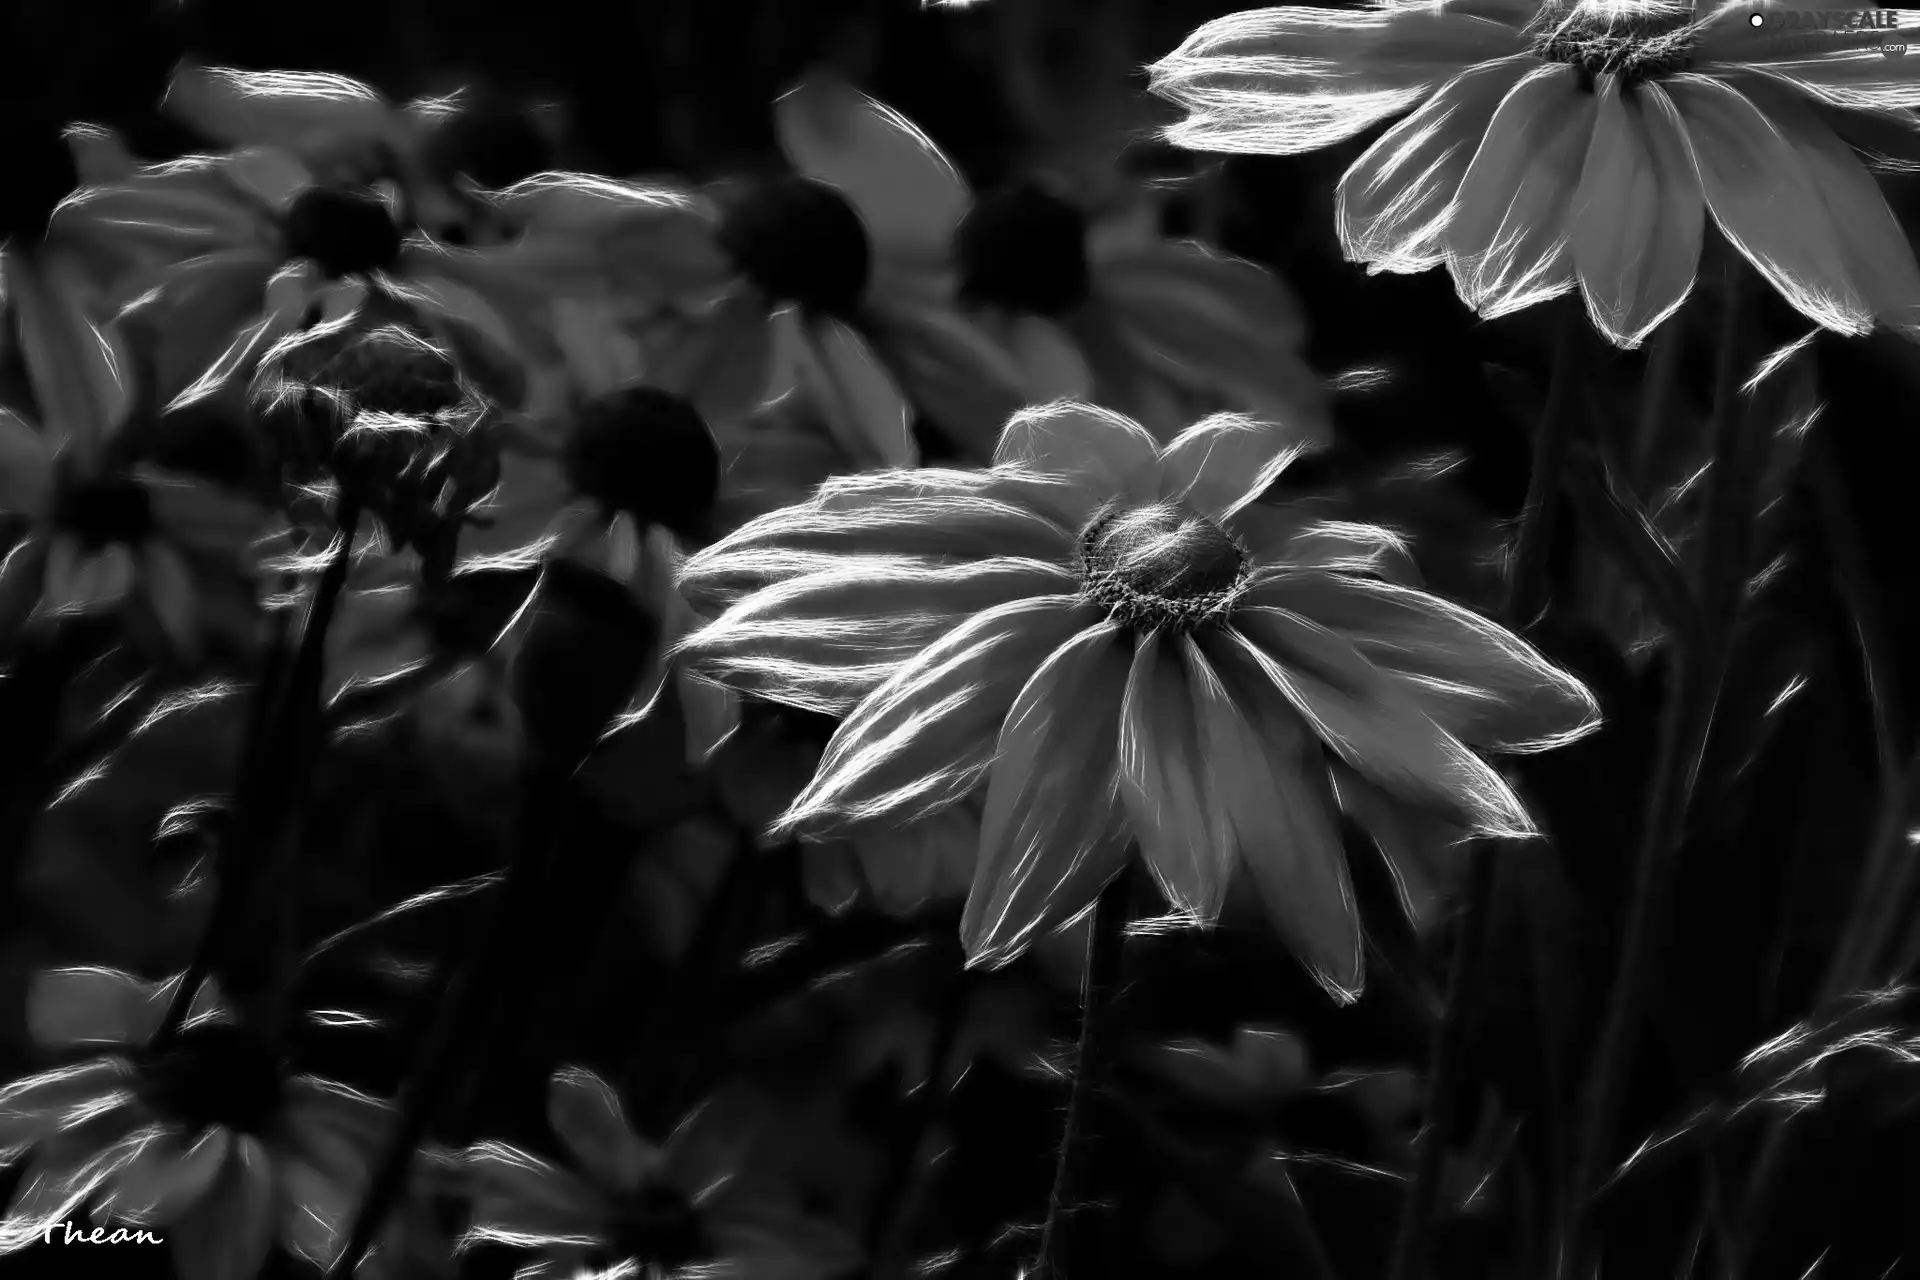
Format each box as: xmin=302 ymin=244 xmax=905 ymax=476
xmin=1388 ymin=302 xmax=1581 ymax=1280
xmin=1565 ymin=257 xmax=1763 ymax=1270
xmin=1031 ymin=867 xmax=1134 ymax=1279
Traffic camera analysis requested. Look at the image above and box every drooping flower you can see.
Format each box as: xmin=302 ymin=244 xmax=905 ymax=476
xmin=0 ymin=968 xmax=396 ymax=1278
xmin=1150 ymin=0 xmax=1920 ymax=346
xmin=460 ymin=1066 xmax=862 ymax=1280
xmin=677 ymin=402 xmax=1600 ymax=993
xmin=496 ymin=74 xmax=1031 ymax=463
xmin=0 ymin=328 xmax=269 ymax=657
xmin=957 ymin=174 xmax=1332 ymax=446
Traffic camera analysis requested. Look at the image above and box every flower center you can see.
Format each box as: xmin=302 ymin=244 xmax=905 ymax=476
xmin=1078 ymin=503 xmax=1248 ymax=633
xmin=316 ymin=326 xmax=468 ymax=420
xmin=50 ymin=473 xmax=155 ymax=550
xmin=717 ymin=176 xmax=871 ymax=318
xmin=1530 ymin=3 xmax=1696 ymax=85
xmin=591 ymin=1181 xmax=710 ymax=1272
xmin=956 ymin=181 xmax=1093 ymax=316
xmin=0 ymin=124 xmax=80 ymax=245
xmin=283 ymin=187 xmax=404 ymax=279
xmin=134 ymin=1023 xmax=286 ymax=1139
xmin=563 ymin=385 xmax=719 ymax=538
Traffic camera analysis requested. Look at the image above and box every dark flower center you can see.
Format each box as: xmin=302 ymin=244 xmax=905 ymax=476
xmin=283 ymin=187 xmax=404 ymax=279
xmin=134 ymin=1023 xmax=286 ymax=1139
xmin=956 ymin=181 xmax=1093 ymax=316
xmin=1530 ymin=5 xmax=1696 ymax=86
xmin=718 ymin=176 xmax=871 ymax=318
xmin=1078 ymin=504 xmax=1248 ymax=633
xmin=50 ymin=473 xmax=155 ymax=550
xmin=563 ymin=385 xmax=720 ymax=538
xmin=0 ymin=124 xmax=80 ymax=245
xmin=317 ymin=326 xmax=468 ymax=420
xmin=588 ymin=1181 xmax=710 ymax=1273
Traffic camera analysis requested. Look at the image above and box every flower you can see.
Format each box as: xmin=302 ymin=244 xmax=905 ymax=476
xmin=460 ymin=1066 xmax=862 ymax=1279
xmin=0 ymin=967 xmax=394 ymax=1277
xmin=0 ymin=330 xmax=269 ymax=657
xmin=957 ymin=174 xmax=1332 ymax=445
xmin=1150 ymin=0 xmax=1920 ymax=346
xmin=498 ymin=75 xmax=1030 ymax=463
xmin=677 ymin=402 xmax=1600 ymax=992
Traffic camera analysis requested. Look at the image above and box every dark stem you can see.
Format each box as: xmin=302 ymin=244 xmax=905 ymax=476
xmin=1565 ymin=257 xmax=1763 ymax=1270
xmin=1387 ymin=301 xmax=1582 ymax=1280
xmin=866 ymin=971 xmax=972 ymax=1274
xmin=155 ymin=505 xmax=361 ymax=1046
xmin=1031 ymin=866 xmax=1133 ymax=1279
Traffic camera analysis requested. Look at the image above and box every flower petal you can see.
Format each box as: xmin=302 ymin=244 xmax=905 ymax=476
xmin=647 ymin=292 xmax=778 ymax=434
xmin=994 ymin=313 xmax=1096 ymax=409
xmin=547 ymin=1067 xmax=658 ymax=1194
xmin=859 ymin=291 xmax=1032 ymax=465
xmin=1199 ymin=631 xmax=1365 ymax=999
xmin=1664 ymin=73 xmax=1869 ymax=334
xmin=797 ymin=316 xmax=916 ymax=469
xmin=0 ymin=1059 xmax=134 ymax=1154
xmin=962 ymin=622 xmax=1134 ymax=967
xmin=1157 ymin=413 xmax=1316 ymax=521
xmin=775 ymin=77 xmax=970 ymax=259
xmin=27 ymin=967 xmax=218 ymax=1050
xmin=1118 ymin=634 xmax=1234 ymax=923
xmin=1228 ymin=605 xmax=1537 ymax=835
xmin=118 ymin=250 xmax=282 ymax=404
xmin=1331 ymin=762 xmax=1467 ymax=933
xmin=164 ymin=63 xmax=396 ymax=152
xmin=992 ymin=400 xmax=1161 ymax=508
xmin=1570 ymin=75 xmax=1705 ymax=348
xmin=96 ymin=1126 xmax=230 ymax=1226
xmin=1446 ymin=62 xmax=1596 ymax=320
xmin=1709 ymin=16 xmax=1920 ymax=111
xmin=1150 ymin=6 xmax=1528 ymax=154
xmin=167 ymin=1135 xmax=275 ymax=1280
xmin=8 ymin=251 xmax=130 ymax=449
xmin=0 ymin=410 xmax=54 ymax=514
xmin=1248 ymin=571 xmax=1601 ymax=751
xmin=1337 ymin=54 xmax=1537 ymax=274
xmin=681 ymin=557 xmax=1077 ymax=715
xmin=779 ymin=594 xmax=1095 ymax=832
xmin=460 ymin=1141 xmax=606 ymax=1248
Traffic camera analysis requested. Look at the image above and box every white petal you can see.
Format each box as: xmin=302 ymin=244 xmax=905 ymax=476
xmin=798 ymin=316 xmax=916 ymax=469
xmin=1156 ymin=413 xmax=1313 ymax=521
xmin=991 ymin=400 xmax=1160 ymax=503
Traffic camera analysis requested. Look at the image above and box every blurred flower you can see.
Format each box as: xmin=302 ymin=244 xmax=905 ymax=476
xmin=803 ymin=796 xmax=983 ymax=920
xmin=460 ymin=1065 xmax=861 ymax=1279
xmin=0 ymin=967 xmax=394 ymax=1277
xmin=710 ymin=389 xmax=863 ymax=534
xmin=679 ymin=403 xmax=1599 ymax=990
xmin=0 ymin=331 xmax=269 ymax=656
xmin=957 ymin=175 xmax=1331 ymax=445
xmin=1151 ymin=0 xmax=1920 ymax=346
xmin=1138 ymin=1024 xmax=1313 ymax=1110
xmin=499 ymin=75 xmax=1030 ymax=462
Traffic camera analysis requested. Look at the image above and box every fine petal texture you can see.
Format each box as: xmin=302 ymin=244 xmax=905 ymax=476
xmin=1571 ymin=76 xmax=1705 ymax=347
xmin=1200 ymin=631 xmax=1365 ymax=998
xmin=780 ymin=595 xmax=1094 ymax=832
xmin=1665 ymin=73 xmax=1871 ymax=334
xmin=1150 ymin=5 xmax=1528 ymax=154
xmin=775 ymin=77 xmax=971 ymax=258
xmin=1247 ymin=571 xmax=1602 ymax=751
xmin=1338 ymin=55 xmax=1536 ymax=274
xmin=27 ymin=968 xmax=214 ymax=1049
xmin=1157 ymin=413 xmax=1313 ymax=521
xmin=1118 ymin=635 xmax=1234 ymax=923
xmin=1229 ymin=606 xmax=1537 ymax=835
xmin=992 ymin=401 xmax=1161 ymax=503
xmin=1447 ymin=62 xmax=1596 ymax=320
xmin=168 ymin=1136 xmax=275 ymax=1280
xmin=680 ymin=557 xmax=1078 ymax=715
xmin=462 ymin=1142 xmax=604 ymax=1246
xmin=547 ymin=1068 xmax=650 ymax=1193
xmin=797 ymin=316 xmax=915 ymax=469
xmin=962 ymin=622 xmax=1133 ymax=967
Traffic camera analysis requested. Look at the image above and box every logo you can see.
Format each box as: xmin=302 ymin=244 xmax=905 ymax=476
xmin=1745 ymin=8 xmax=1906 ymax=57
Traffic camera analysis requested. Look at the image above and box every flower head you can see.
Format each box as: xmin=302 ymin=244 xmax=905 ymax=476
xmin=461 ymin=1066 xmax=861 ymax=1279
xmin=678 ymin=403 xmax=1600 ymax=992
xmin=0 ymin=968 xmax=395 ymax=1277
xmin=1151 ymin=0 xmax=1920 ymax=346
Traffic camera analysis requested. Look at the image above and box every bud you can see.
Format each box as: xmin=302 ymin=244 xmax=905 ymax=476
xmin=254 ymin=376 xmax=352 ymax=486
xmin=315 ymin=326 xmax=468 ymax=420
xmin=563 ymin=386 xmax=720 ymax=539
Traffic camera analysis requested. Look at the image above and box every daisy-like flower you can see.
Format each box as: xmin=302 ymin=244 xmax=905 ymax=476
xmin=498 ymin=74 xmax=1031 ymax=463
xmin=1150 ymin=0 xmax=1920 ymax=346
xmin=0 ymin=330 xmax=269 ymax=656
xmin=677 ymin=402 xmax=1600 ymax=992
xmin=957 ymin=173 xmax=1332 ymax=445
xmin=0 ymin=967 xmax=395 ymax=1277
xmin=461 ymin=1066 xmax=862 ymax=1279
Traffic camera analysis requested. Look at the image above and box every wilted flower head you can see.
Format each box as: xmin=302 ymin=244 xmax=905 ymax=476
xmin=1151 ymin=0 xmax=1920 ymax=346
xmin=0 ymin=968 xmax=393 ymax=1278
xmin=460 ymin=1066 xmax=861 ymax=1279
xmin=678 ymin=402 xmax=1600 ymax=992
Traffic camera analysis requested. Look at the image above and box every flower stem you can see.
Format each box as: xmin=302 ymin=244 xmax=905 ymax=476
xmin=1388 ymin=302 xmax=1582 ymax=1280
xmin=1031 ymin=865 xmax=1133 ymax=1279
xmin=1565 ymin=257 xmax=1764 ymax=1271
xmin=867 ymin=968 xmax=971 ymax=1273
xmin=156 ymin=504 xmax=361 ymax=1046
